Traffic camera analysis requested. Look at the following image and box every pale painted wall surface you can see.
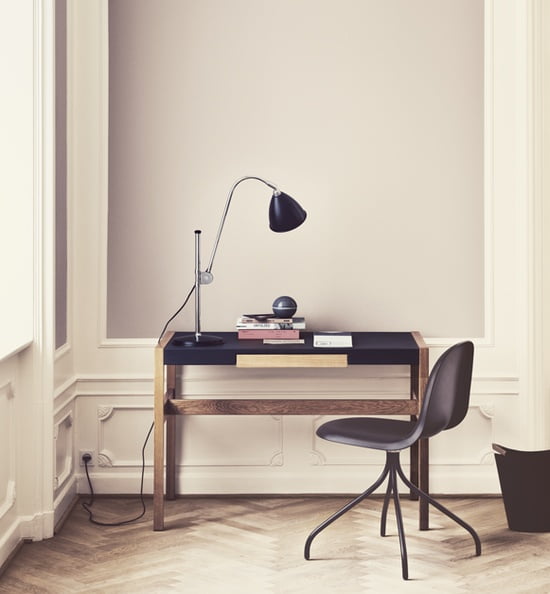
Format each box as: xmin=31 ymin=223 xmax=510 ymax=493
xmin=0 ymin=0 xmax=35 ymax=557
xmin=66 ymin=0 xmax=545 ymax=500
xmin=107 ymin=0 xmax=485 ymax=340
xmin=2 ymin=0 xmax=550 ymax=570
xmin=0 ymin=0 xmax=58 ymax=569
xmin=0 ymin=0 xmax=34 ymax=359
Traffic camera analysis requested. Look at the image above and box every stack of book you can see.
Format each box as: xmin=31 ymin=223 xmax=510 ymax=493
xmin=236 ymin=315 xmax=306 ymax=343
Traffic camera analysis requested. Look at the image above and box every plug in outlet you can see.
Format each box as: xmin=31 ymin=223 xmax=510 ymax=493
xmin=80 ymin=449 xmax=95 ymax=466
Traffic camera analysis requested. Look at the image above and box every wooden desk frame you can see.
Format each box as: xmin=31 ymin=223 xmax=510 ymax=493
xmin=154 ymin=331 xmax=429 ymax=531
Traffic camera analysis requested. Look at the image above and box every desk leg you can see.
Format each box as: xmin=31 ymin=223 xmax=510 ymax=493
xmin=166 ymin=365 xmax=177 ymax=500
xmin=409 ymin=365 xmax=420 ymax=504
xmin=411 ymin=335 xmax=429 ymax=530
xmin=153 ymin=347 xmax=166 ymax=531
xmin=418 ymin=341 xmax=430 ymax=530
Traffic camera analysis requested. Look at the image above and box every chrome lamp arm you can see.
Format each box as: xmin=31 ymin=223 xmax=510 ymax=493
xmin=205 ymin=176 xmax=278 ymax=275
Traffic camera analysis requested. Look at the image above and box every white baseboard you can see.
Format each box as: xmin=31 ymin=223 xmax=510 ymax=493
xmin=54 ymin=476 xmax=78 ymax=528
xmin=0 ymin=519 xmax=21 ymax=571
xmin=76 ymin=465 xmax=502 ymax=497
xmin=0 ymin=509 xmax=55 ymax=573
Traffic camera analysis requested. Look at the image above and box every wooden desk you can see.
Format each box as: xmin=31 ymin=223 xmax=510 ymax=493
xmin=154 ymin=331 xmax=429 ymax=531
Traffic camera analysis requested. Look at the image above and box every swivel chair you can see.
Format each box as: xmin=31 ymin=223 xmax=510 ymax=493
xmin=304 ymin=341 xmax=481 ymax=580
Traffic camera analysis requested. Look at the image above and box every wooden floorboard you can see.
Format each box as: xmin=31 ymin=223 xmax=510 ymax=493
xmin=1 ymin=496 xmax=549 ymax=593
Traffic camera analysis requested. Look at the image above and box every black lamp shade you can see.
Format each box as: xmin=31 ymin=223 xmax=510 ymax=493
xmin=269 ymin=191 xmax=307 ymax=232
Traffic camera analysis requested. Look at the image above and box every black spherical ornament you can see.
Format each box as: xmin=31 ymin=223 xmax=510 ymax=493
xmin=272 ymin=296 xmax=297 ymax=318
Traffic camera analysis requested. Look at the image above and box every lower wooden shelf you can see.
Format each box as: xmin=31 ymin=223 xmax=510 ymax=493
xmin=166 ymin=398 xmax=418 ymax=416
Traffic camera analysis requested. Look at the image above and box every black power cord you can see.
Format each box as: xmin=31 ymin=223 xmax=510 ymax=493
xmin=81 ymin=281 xmax=195 ymax=525
xmin=81 ymin=421 xmax=154 ymax=526
xmin=158 ymin=283 xmax=195 ymax=343
xmin=81 ymin=279 xmax=196 ymax=525
xmin=81 ymin=280 xmax=195 ymax=525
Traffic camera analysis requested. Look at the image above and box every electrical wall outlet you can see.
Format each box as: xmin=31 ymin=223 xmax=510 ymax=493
xmin=79 ymin=449 xmax=95 ymax=466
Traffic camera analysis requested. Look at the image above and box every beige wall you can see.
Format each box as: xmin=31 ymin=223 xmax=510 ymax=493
xmin=0 ymin=0 xmax=57 ymax=567
xmin=107 ymin=0 xmax=484 ymax=339
xmin=0 ymin=0 xmax=34 ymax=357
xmin=57 ymin=0 xmax=547 ymax=504
xmin=6 ymin=0 xmax=550 ymax=570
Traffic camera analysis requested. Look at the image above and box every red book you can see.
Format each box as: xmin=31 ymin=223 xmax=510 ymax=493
xmin=237 ymin=329 xmax=300 ymax=340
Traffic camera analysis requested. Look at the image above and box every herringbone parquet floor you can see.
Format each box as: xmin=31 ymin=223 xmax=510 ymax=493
xmin=1 ymin=496 xmax=549 ymax=593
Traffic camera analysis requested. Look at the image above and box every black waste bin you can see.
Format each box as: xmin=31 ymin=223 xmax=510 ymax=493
xmin=493 ymin=443 xmax=550 ymax=532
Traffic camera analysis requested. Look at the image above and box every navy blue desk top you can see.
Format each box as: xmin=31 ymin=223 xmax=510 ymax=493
xmin=164 ymin=332 xmax=420 ymax=366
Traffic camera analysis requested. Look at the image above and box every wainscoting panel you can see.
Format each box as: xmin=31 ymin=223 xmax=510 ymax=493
xmin=0 ymin=382 xmax=16 ymax=521
xmin=53 ymin=384 xmax=78 ymax=528
xmin=0 ymin=370 xmax=19 ymax=569
xmin=54 ymin=411 xmax=74 ymax=490
xmin=178 ymin=415 xmax=283 ymax=467
xmin=66 ymin=1 xmax=541 ymax=502
xmin=73 ymin=377 xmax=507 ymax=496
xmin=97 ymin=404 xmax=153 ymax=467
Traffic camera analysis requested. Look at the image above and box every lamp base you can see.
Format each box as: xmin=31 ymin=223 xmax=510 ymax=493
xmin=177 ymin=333 xmax=224 ymax=347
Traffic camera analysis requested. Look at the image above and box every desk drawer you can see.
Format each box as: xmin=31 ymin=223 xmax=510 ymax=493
xmin=236 ymin=354 xmax=348 ymax=368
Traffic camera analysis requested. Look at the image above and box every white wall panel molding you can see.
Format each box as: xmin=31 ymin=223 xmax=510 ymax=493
xmin=54 ymin=411 xmax=74 ymax=493
xmin=97 ymin=404 xmax=152 ymax=467
xmin=540 ymin=0 xmax=550 ymax=449
xmin=522 ymin=0 xmax=550 ymax=448
xmin=71 ymin=372 xmax=518 ymax=400
xmin=89 ymin=400 xmax=284 ymax=469
xmin=55 ymin=342 xmax=71 ymax=360
xmin=0 ymin=380 xmax=15 ymax=398
xmin=471 ymin=376 xmax=519 ymax=397
xmin=95 ymin=403 xmax=153 ymax=469
xmin=410 ymin=0 xmax=496 ymax=354
xmin=0 ymin=382 xmax=16 ymax=521
xmin=69 ymin=366 xmax=516 ymax=496
xmin=29 ymin=0 xmax=56 ymax=542
xmin=54 ymin=343 xmax=74 ymax=395
xmin=482 ymin=0 xmax=496 ymax=350
xmin=53 ymin=381 xmax=77 ymax=517
xmin=430 ymin=404 xmax=495 ymax=466
xmin=68 ymin=0 xmax=110 ymax=374
xmin=75 ymin=376 xmax=153 ymax=397
xmin=73 ymin=369 xmax=411 ymax=398
xmin=97 ymin=451 xmax=114 ymax=468
xmin=177 ymin=416 xmax=284 ymax=468
xmin=53 ymin=376 xmax=77 ymax=414
xmin=98 ymin=338 xmax=157 ymax=349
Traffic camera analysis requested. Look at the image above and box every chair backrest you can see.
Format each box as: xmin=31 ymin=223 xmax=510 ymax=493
xmin=416 ymin=341 xmax=474 ymax=440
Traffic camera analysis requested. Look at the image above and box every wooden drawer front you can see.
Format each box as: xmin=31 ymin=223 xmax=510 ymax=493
xmin=236 ymin=354 xmax=348 ymax=368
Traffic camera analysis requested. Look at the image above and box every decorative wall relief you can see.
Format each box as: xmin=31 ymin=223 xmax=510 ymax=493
xmin=98 ymin=404 xmax=153 ymax=467
xmin=178 ymin=415 xmax=283 ymax=467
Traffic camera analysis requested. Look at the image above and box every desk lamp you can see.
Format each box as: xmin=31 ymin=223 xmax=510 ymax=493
xmin=179 ymin=176 xmax=307 ymax=347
